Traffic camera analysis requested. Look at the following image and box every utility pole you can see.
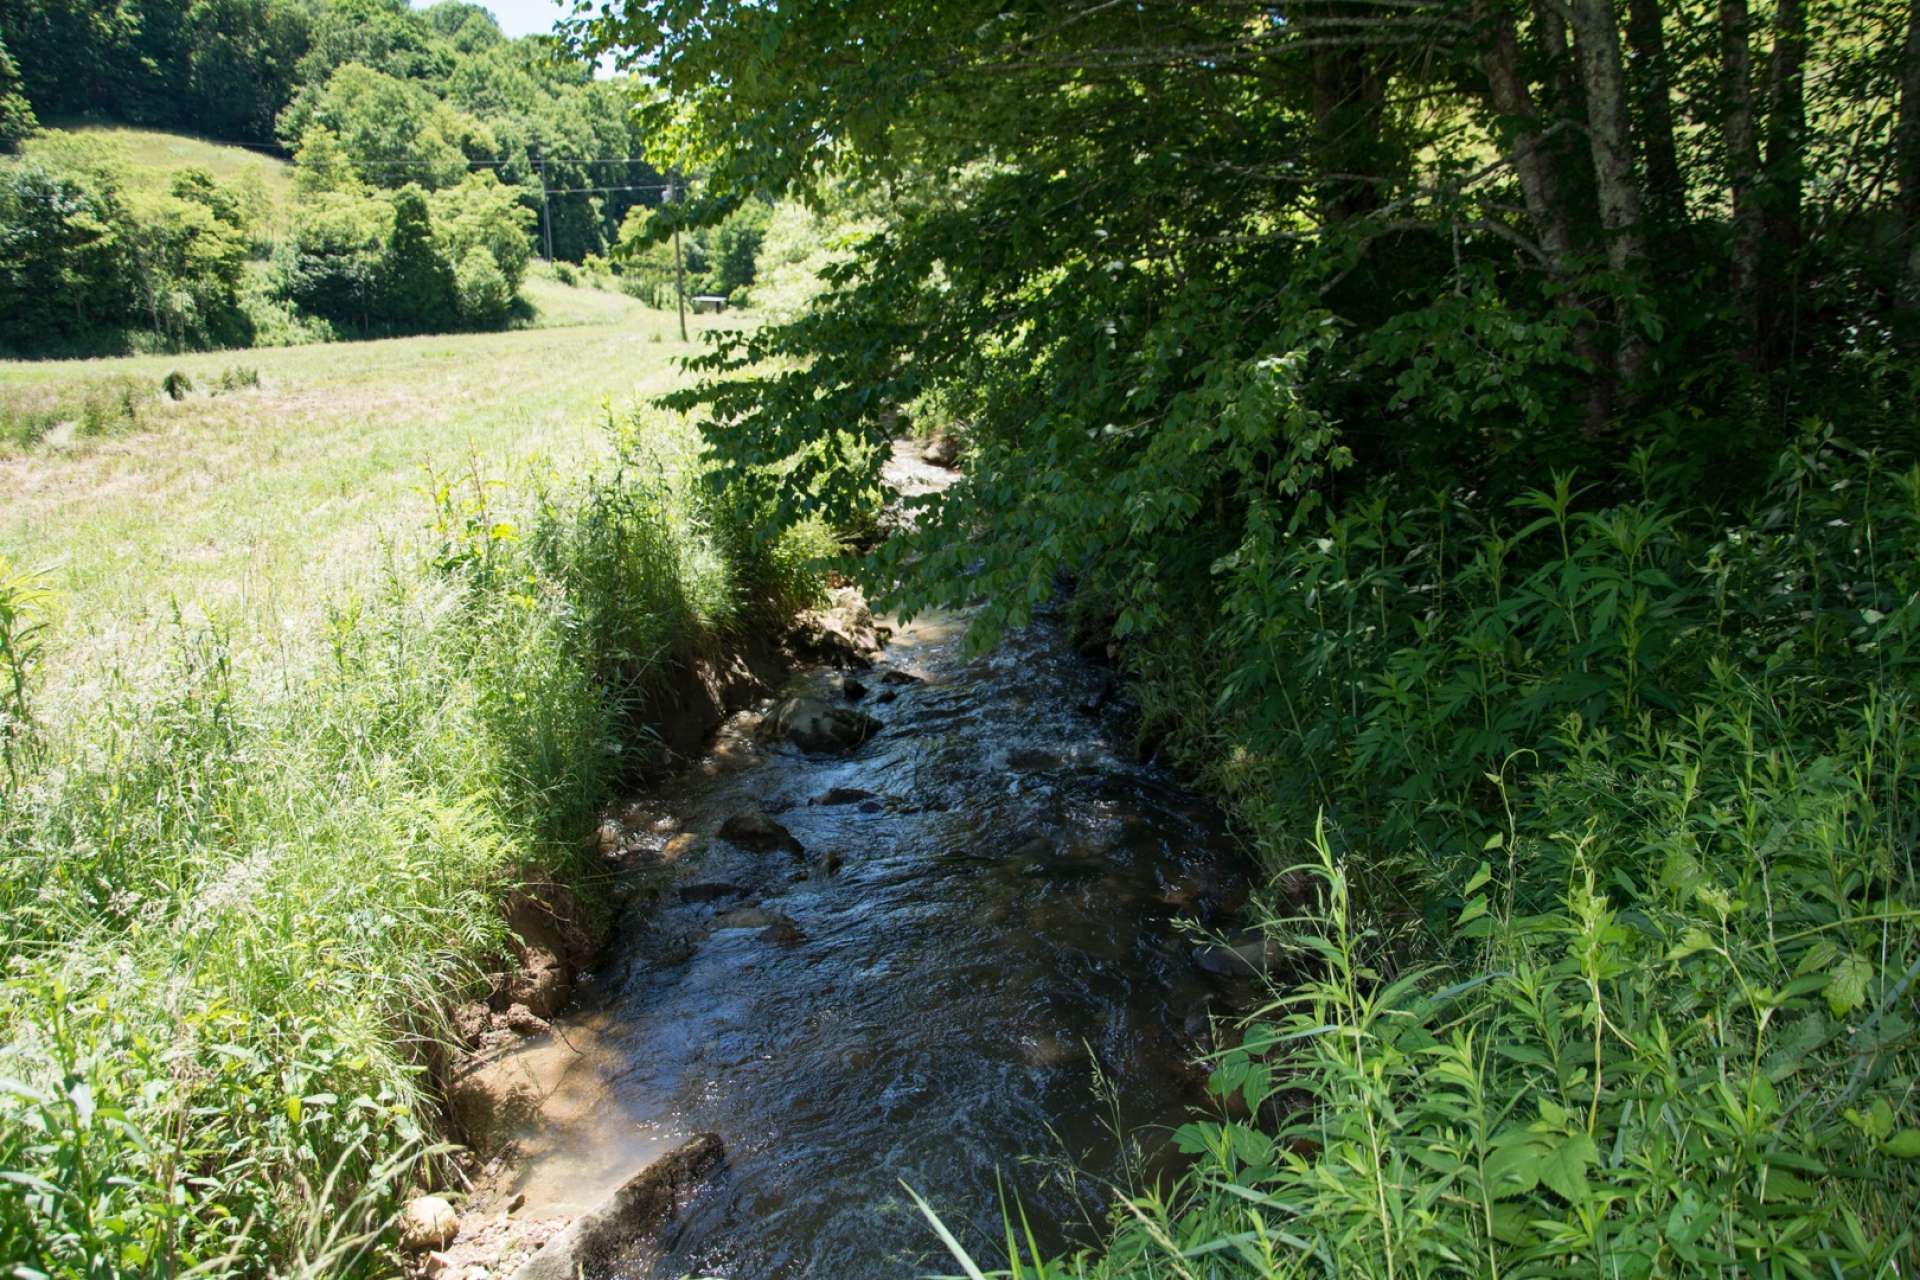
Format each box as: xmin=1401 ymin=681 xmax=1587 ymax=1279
xmin=536 ymin=153 xmax=554 ymax=263
xmin=671 ymin=178 xmax=688 ymax=342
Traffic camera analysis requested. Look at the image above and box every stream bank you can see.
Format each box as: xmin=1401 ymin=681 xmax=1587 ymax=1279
xmin=413 ymin=443 xmax=1268 ymax=1280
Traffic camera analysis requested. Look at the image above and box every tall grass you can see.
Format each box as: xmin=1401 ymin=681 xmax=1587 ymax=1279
xmin=933 ymin=425 xmax=1920 ymax=1277
xmin=0 ymin=410 xmax=830 ymax=1277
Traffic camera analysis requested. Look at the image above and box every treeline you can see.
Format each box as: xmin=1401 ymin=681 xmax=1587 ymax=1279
xmin=0 ymin=0 xmax=672 ymax=354
xmin=588 ymin=0 xmax=1920 ymax=1272
xmin=0 ymin=0 xmax=658 ymax=263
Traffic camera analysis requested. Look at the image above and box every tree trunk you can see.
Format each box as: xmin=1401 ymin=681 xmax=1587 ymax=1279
xmin=1896 ymin=0 xmax=1920 ymax=309
xmin=1626 ymin=0 xmax=1686 ymax=233
xmin=1479 ymin=0 xmax=1612 ymax=431
xmin=1309 ymin=28 xmax=1384 ymax=224
xmin=1568 ymin=0 xmax=1649 ymax=386
xmin=1762 ymin=0 xmax=1807 ymax=361
xmin=1481 ymin=5 xmax=1576 ymax=271
xmin=1569 ymin=0 xmax=1647 ymax=274
xmin=1722 ymin=0 xmax=1764 ymax=367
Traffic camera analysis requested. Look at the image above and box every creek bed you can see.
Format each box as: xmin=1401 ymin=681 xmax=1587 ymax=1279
xmin=485 ymin=602 xmax=1251 ymax=1278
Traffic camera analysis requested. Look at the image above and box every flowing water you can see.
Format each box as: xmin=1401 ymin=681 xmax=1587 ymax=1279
xmin=486 ymin=463 xmax=1253 ymax=1279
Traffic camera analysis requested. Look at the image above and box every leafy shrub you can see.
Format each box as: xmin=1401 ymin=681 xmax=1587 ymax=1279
xmin=552 ymin=261 xmax=577 ymax=287
xmin=453 ymin=244 xmax=512 ymax=329
xmin=162 ymin=369 xmax=194 ymax=400
xmin=215 ymin=365 xmax=262 ymax=393
xmin=912 ymin=430 xmax=1920 ymax=1279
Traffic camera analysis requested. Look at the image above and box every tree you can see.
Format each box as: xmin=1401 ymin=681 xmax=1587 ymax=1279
xmin=453 ymin=243 xmax=511 ymax=327
xmin=271 ymin=189 xmax=389 ymax=330
xmin=281 ymin=63 xmax=483 ymax=190
xmin=0 ymin=35 xmax=35 ymax=153
xmin=381 ymin=184 xmax=455 ymax=328
xmin=429 ymin=171 xmax=535 ymax=290
xmin=183 ymin=0 xmax=312 ymax=144
xmin=0 ymin=159 xmax=130 ymax=349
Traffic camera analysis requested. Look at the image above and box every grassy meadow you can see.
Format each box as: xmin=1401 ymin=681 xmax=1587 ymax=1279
xmin=0 ymin=290 xmax=825 ymax=1278
xmin=0 ymin=294 xmax=729 ymax=666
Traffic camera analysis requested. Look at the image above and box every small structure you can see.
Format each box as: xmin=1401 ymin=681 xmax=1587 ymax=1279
xmin=691 ymin=294 xmax=729 ymax=314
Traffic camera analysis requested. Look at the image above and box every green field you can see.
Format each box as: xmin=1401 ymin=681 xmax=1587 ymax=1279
xmin=0 ymin=299 xmax=733 ymax=675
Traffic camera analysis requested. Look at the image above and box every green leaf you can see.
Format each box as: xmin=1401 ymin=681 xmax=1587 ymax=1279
xmin=1884 ymin=1129 xmax=1920 ymax=1159
xmin=1664 ymin=1184 xmax=1708 ymax=1247
xmin=1537 ymin=1133 xmax=1597 ymax=1204
xmin=1826 ymin=953 xmax=1872 ymax=1017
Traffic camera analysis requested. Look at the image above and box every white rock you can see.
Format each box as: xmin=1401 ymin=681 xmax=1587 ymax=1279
xmin=398 ymin=1196 xmax=460 ymax=1252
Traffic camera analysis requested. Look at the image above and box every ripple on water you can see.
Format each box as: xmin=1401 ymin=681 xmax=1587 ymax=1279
xmin=499 ymin=607 xmax=1249 ymax=1278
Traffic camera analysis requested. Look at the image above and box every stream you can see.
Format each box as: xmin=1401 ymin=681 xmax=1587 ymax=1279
xmin=477 ymin=458 xmax=1254 ymax=1279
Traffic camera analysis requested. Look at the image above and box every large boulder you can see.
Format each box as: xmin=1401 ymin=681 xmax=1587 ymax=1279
xmin=924 ymin=433 xmax=966 ymax=469
xmin=1192 ymin=926 xmax=1283 ymax=979
xmin=507 ymin=946 xmax=568 ymax=1019
xmin=761 ymin=697 xmax=881 ymax=754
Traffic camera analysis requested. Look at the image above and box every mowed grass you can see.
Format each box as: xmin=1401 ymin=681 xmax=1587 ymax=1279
xmin=0 ymin=304 xmax=734 ymax=672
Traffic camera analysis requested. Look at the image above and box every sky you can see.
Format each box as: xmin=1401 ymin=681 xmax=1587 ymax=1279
xmin=412 ymin=0 xmax=569 ymax=39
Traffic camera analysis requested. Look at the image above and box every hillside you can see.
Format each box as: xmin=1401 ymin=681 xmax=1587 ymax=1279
xmin=18 ymin=121 xmax=297 ymax=235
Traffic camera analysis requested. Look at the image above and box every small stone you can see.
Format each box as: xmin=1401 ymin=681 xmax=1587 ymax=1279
xmin=878 ymin=669 xmax=923 ymax=686
xmin=812 ymin=786 xmax=877 ymax=806
xmin=759 ymin=915 xmax=806 ymax=945
xmin=874 ymin=689 xmax=898 ymax=705
xmin=503 ymin=1004 xmax=549 ymax=1036
xmin=661 ymin=832 xmax=705 ymax=862
xmin=595 ymin=820 xmax=623 ymax=855
xmin=398 ymin=1196 xmax=459 ymax=1252
xmin=717 ymin=809 xmax=804 ymax=854
xmin=840 ymin=675 xmax=869 ymax=701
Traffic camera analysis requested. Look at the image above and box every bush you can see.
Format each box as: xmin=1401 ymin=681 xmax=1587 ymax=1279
xmin=453 ymin=244 xmax=512 ymax=329
xmin=552 ymin=261 xmax=577 ymax=287
xmin=429 ymin=172 xmax=534 ymax=293
xmin=928 ymin=429 xmax=1920 ymax=1279
xmin=215 ymin=365 xmax=261 ymax=393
